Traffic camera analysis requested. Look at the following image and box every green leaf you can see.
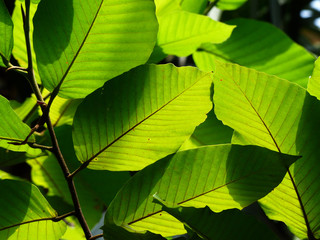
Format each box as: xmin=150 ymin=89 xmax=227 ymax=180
xmin=72 ymin=64 xmax=213 ymax=171
xmin=179 ymin=0 xmax=207 ymax=14
xmin=28 ymin=125 xmax=130 ymax=227
xmin=102 ymin=222 xmax=167 ymax=240
xmin=0 ymin=148 xmax=28 ymax=167
xmin=0 ymin=95 xmax=38 ymax=153
xmin=0 ymin=179 xmax=66 ymax=239
xmin=33 ymin=0 xmax=158 ymax=99
xmin=12 ymin=1 xmax=41 ymax=83
xmin=153 ymin=0 xmax=235 ymax=57
xmin=193 ymin=18 xmax=315 ymax=88
xmin=153 ymin=197 xmax=279 ymax=240
xmin=308 ymin=57 xmax=320 ymax=99
xmin=0 ymin=0 xmax=13 ymax=67
xmin=216 ymin=0 xmax=248 ymax=10
xmin=180 ymin=109 xmax=233 ymax=150
xmin=105 ymin=144 xmax=297 ymax=236
xmin=212 ymin=61 xmax=320 ymax=239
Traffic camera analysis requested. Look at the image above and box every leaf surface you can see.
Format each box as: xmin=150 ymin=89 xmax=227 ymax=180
xmin=33 ymin=0 xmax=158 ymax=99
xmin=153 ymin=0 xmax=235 ymax=57
xmin=105 ymin=144 xmax=297 ymax=236
xmin=72 ymin=64 xmax=213 ymax=171
xmin=213 ymin=61 xmax=320 ymax=239
xmin=153 ymin=197 xmax=279 ymax=240
xmin=0 ymin=95 xmax=38 ymax=153
xmin=194 ymin=18 xmax=315 ymax=87
xmin=179 ymin=0 xmax=207 ymax=14
xmin=0 ymin=0 xmax=13 ymax=67
xmin=308 ymin=57 xmax=320 ymax=99
xmin=29 ymin=125 xmax=130 ymax=227
xmin=216 ymin=0 xmax=248 ymax=10
xmin=0 ymin=179 xmax=66 ymax=239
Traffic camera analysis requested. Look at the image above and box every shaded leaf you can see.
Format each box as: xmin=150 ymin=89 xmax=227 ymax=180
xmin=153 ymin=0 xmax=235 ymax=57
xmin=153 ymin=196 xmax=279 ymax=240
xmin=102 ymin=221 xmax=166 ymax=240
xmin=33 ymin=0 xmax=158 ymax=99
xmin=180 ymin=109 xmax=233 ymax=150
xmin=216 ymin=0 xmax=248 ymax=10
xmin=308 ymin=57 xmax=320 ymax=99
xmin=72 ymin=64 xmax=213 ymax=171
xmin=0 ymin=179 xmax=66 ymax=239
xmin=213 ymin=61 xmax=320 ymax=239
xmin=0 ymin=0 xmax=13 ymax=67
xmin=193 ymin=18 xmax=315 ymax=87
xmin=105 ymin=144 xmax=297 ymax=236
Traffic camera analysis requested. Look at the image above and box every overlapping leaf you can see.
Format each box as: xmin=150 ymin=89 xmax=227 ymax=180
xmin=213 ymin=61 xmax=320 ymax=239
xmin=72 ymin=64 xmax=213 ymax=171
xmin=193 ymin=18 xmax=315 ymax=87
xmin=215 ymin=0 xmax=248 ymax=10
xmin=0 ymin=95 xmax=39 ymax=154
xmin=12 ymin=1 xmax=41 ymax=83
xmin=153 ymin=197 xmax=279 ymax=240
xmin=179 ymin=0 xmax=207 ymax=14
xmin=180 ymin=109 xmax=233 ymax=150
xmin=104 ymin=144 xmax=297 ymax=236
xmin=308 ymin=57 xmax=320 ymax=99
xmin=152 ymin=0 xmax=235 ymax=57
xmin=0 ymin=0 xmax=13 ymax=67
xmin=33 ymin=0 xmax=158 ymax=99
xmin=0 ymin=179 xmax=66 ymax=239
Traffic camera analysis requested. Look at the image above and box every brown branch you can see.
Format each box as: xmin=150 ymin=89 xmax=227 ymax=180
xmin=89 ymin=234 xmax=104 ymax=240
xmin=21 ymin=1 xmax=93 ymax=239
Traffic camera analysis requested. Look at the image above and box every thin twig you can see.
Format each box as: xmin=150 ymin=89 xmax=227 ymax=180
xmin=21 ymin=1 xmax=93 ymax=239
xmin=89 ymin=234 xmax=104 ymax=240
xmin=27 ymin=142 xmax=53 ymax=151
xmin=69 ymin=161 xmax=90 ymax=179
xmin=6 ymin=65 xmax=28 ymax=72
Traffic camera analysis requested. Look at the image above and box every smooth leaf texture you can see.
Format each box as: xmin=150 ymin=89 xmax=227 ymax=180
xmin=0 ymin=148 xmax=27 ymax=167
xmin=0 ymin=95 xmax=38 ymax=153
xmin=33 ymin=0 xmax=158 ymax=99
xmin=102 ymin=222 xmax=166 ymax=240
xmin=0 ymin=179 xmax=66 ymax=239
xmin=216 ymin=0 xmax=248 ymax=10
xmin=153 ymin=197 xmax=279 ymax=240
xmin=179 ymin=0 xmax=207 ymax=14
xmin=72 ymin=64 xmax=213 ymax=171
xmin=180 ymin=109 xmax=233 ymax=150
xmin=213 ymin=61 xmax=320 ymax=239
xmin=308 ymin=57 xmax=320 ymax=99
xmin=193 ymin=18 xmax=315 ymax=88
xmin=0 ymin=0 xmax=13 ymax=67
xmin=153 ymin=0 xmax=235 ymax=57
xmin=105 ymin=144 xmax=297 ymax=236
xmin=29 ymin=125 xmax=130 ymax=228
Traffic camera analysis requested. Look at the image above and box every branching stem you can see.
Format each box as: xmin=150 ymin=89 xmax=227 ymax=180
xmin=21 ymin=1 xmax=93 ymax=239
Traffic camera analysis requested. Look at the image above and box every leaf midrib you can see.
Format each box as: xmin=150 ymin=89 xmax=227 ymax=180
xmin=219 ymin=63 xmax=314 ymax=238
xmin=86 ymin=72 xmax=212 ymax=164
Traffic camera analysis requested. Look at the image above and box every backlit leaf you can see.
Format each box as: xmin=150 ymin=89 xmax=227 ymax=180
xmin=0 ymin=0 xmax=13 ymax=67
xmin=33 ymin=0 xmax=158 ymax=99
xmin=72 ymin=64 xmax=213 ymax=171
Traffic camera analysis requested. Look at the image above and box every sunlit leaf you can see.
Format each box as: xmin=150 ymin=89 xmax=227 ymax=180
xmin=308 ymin=57 xmax=320 ymax=99
xmin=105 ymin=144 xmax=297 ymax=236
xmin=72 ymin=64 xmax=213 ymax=171
xmin=213 ymin=61 xmax=320 ymax=239
xmin=0 ymin=0 xmax=13 ymax=67
xmin=33 ymin=0 xmax=158 ymax=99
xmin=152 ymin=0 xmax=235 ymax=57
xmin=0 ymin=95 xmax=39 ymax=154
xmin=194 ymin=18 xmax=315 ymax=87
xmin=179 ymin=0 xmax=207 ymax=14
xmin=0 ymin=179 xmax=66 ymax=239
